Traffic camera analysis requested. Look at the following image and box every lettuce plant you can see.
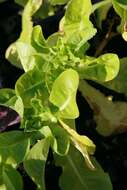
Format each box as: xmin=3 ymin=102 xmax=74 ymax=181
xmin=0 ymin=0 xmax=126 ymax=189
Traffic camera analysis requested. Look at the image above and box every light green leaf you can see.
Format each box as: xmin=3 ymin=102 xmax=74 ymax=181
xmin=19 ymin=0 xmax=43 ymax=43
xmin=6 ymin=0 xmax=42 ymax=69
xmin=64 ymin=0 xmax=92 ymax=23
xmin=55 ymin=145 xmax=112 ymax=190
xmin=15 ymin=68 xmax=49 ymax=107
xmin=31 ymin=25 xmax=48 ymax=53
xmin=59 ymin=0 xmax=96 ymax=48
xmin=79 ymin=80 xmax=127 ymax=136
xmin=59 ymin=119 xmax=95 ymax=169
xmin=5 ymin=43 xmax=23 ymax=69
xmin=102 ymin=58 xmax=127 ymax=94
xmin=24 ymin=137 xmax=50 ymax=190
xmin=16 ymin=42 xmax=36 ymax=72
xmin=0 ymin=164 xmax=23 ymax=190
xmin=49 ymin=69 xmax=79 ymax=119
xmin=77 ymin=53 xmax=120 ymax=82
xmin=0 ymin=131 xmax=30 ymax=166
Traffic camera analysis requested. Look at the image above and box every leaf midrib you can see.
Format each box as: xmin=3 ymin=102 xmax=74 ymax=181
xmin=67 ymin=155 xmax=89 ymax=190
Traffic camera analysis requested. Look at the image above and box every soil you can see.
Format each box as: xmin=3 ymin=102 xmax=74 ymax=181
xmin=0 ymin=1 xmax=127 ymax=190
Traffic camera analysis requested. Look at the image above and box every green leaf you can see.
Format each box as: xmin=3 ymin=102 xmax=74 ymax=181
xmin=31 ymin=98 xmax=57 ymax=122
xmin=59 ymin=0 xmax=96 ymax=48
xmin=112 ymin=0 xmax=127 ymax=20
xmin=49 ymin=69 xmax=79 ymax=119
xmin=6 ymin=96 xmax=24 ymax=118
xmin=102 ymin=58 xmax=127 ymax=94
xmin=24 ymin=137 xmax=50 ymax=190
xmin=112 ymin=0 xmax=127 ymax=40
xmin=50 ymin=125 xmax=70 ymax=155
xmin=21 ymin=103 xmax=57 ymax=132
xmin=5 ymin=43 xmax=23 ymax=69
xmin=55 ymin=145 xmax=113 ymax=190
xmin=59 ymin=119 xmax=95 ymax=169
xmin=15 ymin=0 xmax=26 ymax=6
xmin=95 ymin=2 xmax=112 ymax=28
xmin=15 ymin=68 xmax=49 ymax=107
xmin=21 ymin=98 xmax=57 ymax=131
xmin=6 ymin=0 xmax=42 ymax=69
xmin=77 ymin=53 xmax=120 ymax=82
xmin=19 ymin=0 xmax=43 ymax=43
xmin=15 ymin=0 xmax=56 ymax=19
xmin=50 ymin=0 xmax=69 ymax=5
xmin=64 ymin=0 xmax=92 ymax=23
xmin=16 ymin=42 xmax=36 ymax=72
xmin=0 ymin=89 xmax=15 ymax=104
xmin=46 ymin=33 xmax=60 ymax=47
xmin=0 ymin=89 xmax=24 ymax=117
xmin=0 ymin=131 xmax=30 ymax=166
xmin=31 ymin=25 xmax=48 ymax=52
xmin=36 ymin=125 xmax=70 ymax=156
xmin=0 ymin=164 xmax=23 ymax=190
xmin=79 ymin=80 xmax=127 ymax=136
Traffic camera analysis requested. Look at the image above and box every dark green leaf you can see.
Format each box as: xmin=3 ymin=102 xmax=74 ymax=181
xmin=15 ymin=0 xmax=26 ymax=6
xmin=55 ymin=145 xmax=112 ymax=190
xmin=0 ymin=131 xmax=30 ymax=166
xmin=24 ymin=137 xmax=50 ymax=190
xmin=0 ymin=164 xmax=23 ymax=190
xmin=50 ymin=125 xmax=70 ymax=155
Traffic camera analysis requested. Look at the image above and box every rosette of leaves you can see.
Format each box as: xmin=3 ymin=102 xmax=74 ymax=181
xmin=0 ymin=0 xmax=120 ymax=189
